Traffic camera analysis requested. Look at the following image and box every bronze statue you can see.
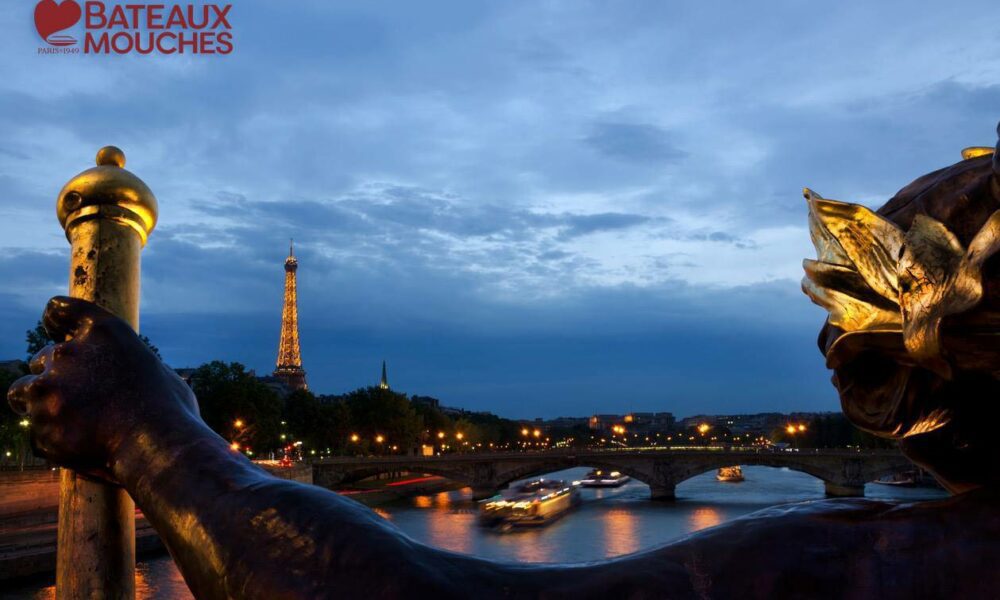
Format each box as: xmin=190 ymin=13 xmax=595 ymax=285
xmin=8 ymin=125 xmax=1000 ymax=598
xmin=802 ymin=123 xmax=1000 ymax=494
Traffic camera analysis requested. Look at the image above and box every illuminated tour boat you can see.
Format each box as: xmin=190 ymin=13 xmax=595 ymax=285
xmin=579 ymin=469 xmax=631 ymax=488
xmin=716 ymin=466 xmax=745 ymax=482
xmin=479 ymin=479 xmax=580 ymax=529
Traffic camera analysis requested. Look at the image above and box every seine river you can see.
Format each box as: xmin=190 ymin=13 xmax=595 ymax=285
xmin=5 ymin=466 xmax=947 ymax=599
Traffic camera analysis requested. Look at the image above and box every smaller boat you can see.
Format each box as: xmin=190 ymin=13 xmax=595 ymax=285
xmin=716 ymin=466 xmax=744 ymax=482
xmin=579 ymin=469 xmax=631 ymax=488
xmin=479 ymin=479 xmax=580 ymax=529
xmin=873 ymin=473 xmax=916 ymax=487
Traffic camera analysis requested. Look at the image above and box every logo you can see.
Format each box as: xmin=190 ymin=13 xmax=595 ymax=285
xmin=34 ymin=2 xmax=234 ymax=56
xmin=35 ymin=0 xmax=82 ymax=47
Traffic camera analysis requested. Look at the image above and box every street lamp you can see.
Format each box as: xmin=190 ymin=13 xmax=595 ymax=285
xmin=438 ymin=432 xmax=445 ymax=439
xmin=375 ymin=435 xmax=385 ymax=444
xmin=456 ymin=432 xmax=464 ymax=440
xmin=234 ymin=419 xmax=244 ymax=429
xmin=350 ymin=433 xmax=359 ymax=443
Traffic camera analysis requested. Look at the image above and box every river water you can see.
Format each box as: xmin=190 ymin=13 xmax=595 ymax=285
xmin=4 ymin=466 xmax=947 ymax=599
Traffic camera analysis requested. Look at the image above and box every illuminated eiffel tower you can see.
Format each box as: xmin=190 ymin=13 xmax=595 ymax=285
xmin=274 ymin=240 xmax=307 ymax=390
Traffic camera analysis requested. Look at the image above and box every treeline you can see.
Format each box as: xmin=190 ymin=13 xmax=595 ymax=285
xmin=770 ymin=413 xmax=896 ymax=449
xmin=188 ymin=361 xmax=527 ymax=456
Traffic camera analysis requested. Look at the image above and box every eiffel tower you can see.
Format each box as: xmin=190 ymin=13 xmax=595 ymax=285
xmin=274 ymin=240 xmax=307 ymax=390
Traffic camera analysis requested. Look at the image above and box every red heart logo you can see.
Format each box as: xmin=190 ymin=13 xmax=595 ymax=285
xmin=34 ymin=0 xmax=81 ymax=46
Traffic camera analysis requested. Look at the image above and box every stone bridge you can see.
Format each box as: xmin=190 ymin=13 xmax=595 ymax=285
xmin=312 ymin=448 xmax=914 ymax=500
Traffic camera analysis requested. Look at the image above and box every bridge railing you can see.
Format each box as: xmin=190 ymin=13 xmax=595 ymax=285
xmin=312 ymin=446 xmax=904 ymax=464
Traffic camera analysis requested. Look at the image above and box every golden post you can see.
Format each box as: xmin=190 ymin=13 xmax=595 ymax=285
xmin=54 ymin=146 xmax=158 ymax=599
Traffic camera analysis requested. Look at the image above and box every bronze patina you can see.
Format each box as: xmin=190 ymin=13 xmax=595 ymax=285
xmin=8 ymin=128 xmax=1000 ymax=598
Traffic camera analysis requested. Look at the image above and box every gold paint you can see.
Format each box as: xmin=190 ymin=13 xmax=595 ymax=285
xmin=961 ymin=146 xmax=995 ymax=160
xmin=802 ymin=188 xmax=1000 ymax=378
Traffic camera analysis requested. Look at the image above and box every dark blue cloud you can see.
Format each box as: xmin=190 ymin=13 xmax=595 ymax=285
xmin=585 ymin=122 xmax=686 ymax=164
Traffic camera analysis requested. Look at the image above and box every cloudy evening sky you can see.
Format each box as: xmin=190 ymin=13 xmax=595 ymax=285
xmin=1 ymin=1 xmax=998 ymax=418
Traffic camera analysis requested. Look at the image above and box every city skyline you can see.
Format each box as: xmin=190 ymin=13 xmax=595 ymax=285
xmin=1 ymin=2 xmax=999 ymax=418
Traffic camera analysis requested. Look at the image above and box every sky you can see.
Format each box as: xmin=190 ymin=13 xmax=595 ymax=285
xmin=0 ymin=1 xmax=998 ymax=419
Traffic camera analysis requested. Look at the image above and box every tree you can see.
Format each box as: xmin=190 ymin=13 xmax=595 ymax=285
xmin=25 ymin=321 xmax=51 ymax=359
xmin=26 ymin=320 xmax=161 ymax=360
xmin=343 ymin=387 xmax=423 ymax=454
xmin=0 ymin=363 xmax=31 ymax=468
xmin=189 ymin=361 xmax=283 ymax=452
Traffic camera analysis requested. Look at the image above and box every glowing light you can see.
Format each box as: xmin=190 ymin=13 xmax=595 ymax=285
xmin=697 ymin=423 xmax=710 ymax=434
xmin=533 ymin=429 xmax=541 ymax=438
xmin=521 ymin=428 xmax=529 ymax=436
xmin=786 ymin=425 xmax=797 ymax=435
xmin=375 ymin=435 xmax=385 ymax=443
xmin=18 ymin=419 xmax=29 ymax=428
xmin=350 ymin=433 xmax=359 ymax=443
xmin=437 ymin=431 xmax=445 ymax=439
xmin=230 ymin=442 xmax=240 ymax=451
xmin=455 ymin=432 xmax=464 ymax=440
xmin=798 ymin=424 xmax=806 ymax=432
xmin=234 ymin=419 xmax=244 ymax=428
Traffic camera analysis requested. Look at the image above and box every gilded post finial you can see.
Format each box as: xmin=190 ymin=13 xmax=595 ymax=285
xmin=56 ymin=146 xmax=158 ymax=246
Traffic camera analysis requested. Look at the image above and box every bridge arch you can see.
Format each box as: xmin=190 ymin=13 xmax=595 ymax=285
xmin=314 ymin=463 xmax=478 ymax=489
xmin=660 ymin=453 xmax=914 ymax=499
xmin=490 ymin=459 xmax=653 ymax=490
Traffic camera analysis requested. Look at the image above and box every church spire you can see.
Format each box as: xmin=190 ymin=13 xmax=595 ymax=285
xmin=274 ymin=242 xmax=307 ymax=391
xmin=379 ymin=360 xmax=389 ymax=390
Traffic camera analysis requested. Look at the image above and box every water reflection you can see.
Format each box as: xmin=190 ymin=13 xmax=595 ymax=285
xmin=602 ymin=507 xmax=639 ymax=557
xmin=16 ymin=556 xmax=193 ymax=600
xmin=688 ymin=507 xmax=722 ymax=531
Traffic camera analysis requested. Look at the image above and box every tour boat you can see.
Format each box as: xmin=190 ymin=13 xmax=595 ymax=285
xmin=478 ymin=479 xmax=580 ymax=529
xmin=716 ymin=466 xmax=744 ymax=482
xmin=579 ymin=469 xmax=631 ymax=488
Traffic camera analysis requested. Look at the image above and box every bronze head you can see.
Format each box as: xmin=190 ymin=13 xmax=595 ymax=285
xmin=803 ymin=122 xmax=1000 ymax=494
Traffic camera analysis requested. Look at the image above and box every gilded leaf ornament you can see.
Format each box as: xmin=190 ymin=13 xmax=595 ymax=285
xmin=802 ymin=188 xmax=1000 ymax=378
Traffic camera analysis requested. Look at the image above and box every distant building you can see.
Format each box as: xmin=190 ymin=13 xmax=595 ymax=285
xmin=273 ymin=240 xmax=308 ymax=391
xmin=587 ymin=412 xmax=674 ymax=433
xmin=0 ymin=359 xmax=26 ymax=377
xmin=257 ymin=374 xmax=293 ymax=399
xmin=545 ymin=416 xmax=590 ymax=429
xmin=379 ymin=360 xmax=389 ymax=390
xmin=174 ymin=367 xmax=197 ymax=386
xmin=174 ymin=367 xmax=295 ymax=400
xmin=411 ymin=396 xmax=440 ymax=409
